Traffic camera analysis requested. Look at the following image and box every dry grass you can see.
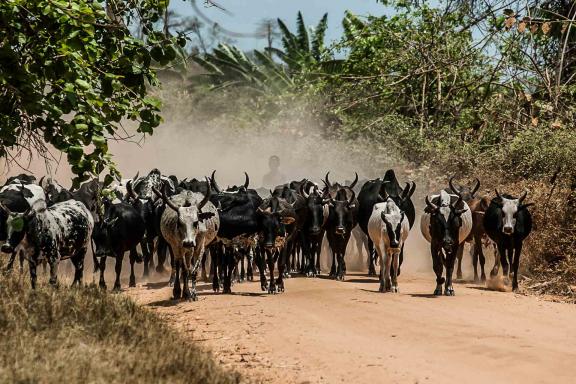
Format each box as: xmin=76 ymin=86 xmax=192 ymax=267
xmin=0 ymin=274 xmax=241 ymax=384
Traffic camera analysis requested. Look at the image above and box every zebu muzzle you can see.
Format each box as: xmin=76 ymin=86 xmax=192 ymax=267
xmin=1 ymin=244 xmax=13 ymax=254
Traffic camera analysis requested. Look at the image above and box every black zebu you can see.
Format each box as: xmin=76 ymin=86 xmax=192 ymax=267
xmin=271 ymin=184 xmax=308 ymax=275
xmin=325 ymin=187 xmax=358 ymax=280
xmin=357 ymin=170 xmax=416 ymax=276
xmin=484 ymin=190 xmax=533 ymax=292
xmin=301 ymin=185 xmax=327 ymax=277
xmin=92 ymin=199 xmax=146 ymax=290
xmin=126 ymin=169 xmax=176 ymax=277
xmin=209 ymin=171 xmax=263 ymax=293
xmin=257 ymin=195 xmax=297 ymax=293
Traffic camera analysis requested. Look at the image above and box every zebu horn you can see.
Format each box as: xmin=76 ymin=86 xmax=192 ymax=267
xmin=210 ymin=170 xmax=221 ymax=193
xmin=198 ymin=177 xmax=211 ymax=211
xmin=349 ymin=172 xmax=358 ymax=189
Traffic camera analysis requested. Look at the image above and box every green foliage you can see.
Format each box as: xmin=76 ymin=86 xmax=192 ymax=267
xmin=190 ymin=12 xmax=334 ymax=95
xmin=0 ymin=0 xmax=182 ymax=185
xmin=191 ymin=43 xmax=293 ymax=93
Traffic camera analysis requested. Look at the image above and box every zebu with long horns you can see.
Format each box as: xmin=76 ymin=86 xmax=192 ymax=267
xmin=209 ymin=171 xmax=263 ymax=292
xmin=446 ymin=176 xmax=492 ymax=282
xmin=358 ymin=170 xmax=416 ymax=276
xmin=301 ymin=184 xmax=328 ymax=277
xmin=155 ymin=182 xmax=219 ymax=301
xmin=325 ymin=185 xmax=359 ymax=280
xmin=484 ymin=189 xmax=533 ymax=292
xmin=421 ymin=189 xmax=472 ymax=296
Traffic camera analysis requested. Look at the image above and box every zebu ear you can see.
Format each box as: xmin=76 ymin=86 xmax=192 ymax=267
xmin=199 ymin=211 xmax=215 ymax=221
xmin=424 ymin=195 xmax=438 ymax=213
xmin=520 ymin=203 xmax=534 ymax=210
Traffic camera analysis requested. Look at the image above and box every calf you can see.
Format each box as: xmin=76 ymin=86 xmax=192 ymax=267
xmin=92 ymin=200 xmax=146 ymax=290
xmin=325 ymin=187 xmax=358 ymax=280
xmin=257 ymin=195 xmax=296 ymax=293
xmin=484 ymin=190 xmax=533 ymax=291
xmin=368 ymin=199 xmax=410 ymax=293
xmin=420 ymin=190 xmax=472 ymax=296
xmin=156 ymin=184 xmax=219 ymax=301
xmin=0 ymin=199 xmax=93 ymax=288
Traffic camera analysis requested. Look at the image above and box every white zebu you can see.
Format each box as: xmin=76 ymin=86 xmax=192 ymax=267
xmin=420 ymin=190 xmax=473 ymax=296
xmin=368 ymin=198 xmax=410 ymax=293
xmin=156 ymin=185 xmax=219 ymax=301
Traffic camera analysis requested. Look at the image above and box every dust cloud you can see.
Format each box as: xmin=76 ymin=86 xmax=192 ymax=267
xmin=1 ymin=96 xmax=445 ymax=278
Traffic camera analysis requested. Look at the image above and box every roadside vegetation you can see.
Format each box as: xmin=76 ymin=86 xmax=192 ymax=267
xmin=0 ymin=274 xmax=239 ymax=383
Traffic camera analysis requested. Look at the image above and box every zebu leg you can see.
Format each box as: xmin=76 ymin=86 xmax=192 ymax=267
xmin=512 ymin=243 xmax=523 ymax=292
xmin=98 ymin=256 xmax=107 ymax=290
xmin=113 ymin=252 xmax=123 ymax=292
xmin=129 ymin=247 xmax=138 ymax=287
xmin=431 ymin=244 xmax=444 ymax=296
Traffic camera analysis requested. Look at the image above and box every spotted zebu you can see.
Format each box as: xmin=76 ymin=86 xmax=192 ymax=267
xmin=0 ymin=199 xmax=93 ymax=288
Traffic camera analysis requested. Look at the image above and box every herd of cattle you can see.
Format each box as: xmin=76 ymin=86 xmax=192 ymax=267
xmin=0 ymin=169 xmax=533 ymax=300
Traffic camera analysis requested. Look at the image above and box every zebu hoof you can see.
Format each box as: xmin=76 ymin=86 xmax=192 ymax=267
xmin=481 ymin=274 xmax=486 ymax=282
xmin=168 ymin=275 xmax=175 ymax=287
xmin=444 ymin=286 xmax=455 ymax=296
xmin=391 ymin=285 xmax=399 ymax=293
xmin=268 ymin=284 xmax=277 ymax=294
xmin=155 ymin=265 xmax=165 ymax=273
xmin=261 ymin=283 xmax=268 ymax=292
xmin=223 ymin=287 xmax=232 ymax=294
xmin=113 ymin=283 xmax=122 ymax=292
xmin=173 ymin=288 xmax=182 ymax=300
xmin=99 ymin=282 xmax=107 ymax=291
xmin=512 ymin=283 xmax=519 ymax=293
xmin=129 ymin=276 xmax=136 ymax=287
xmin=433 ymin=286 xmax=443 ymax=296
xmin=379 ymin=283 xmax=385 ymax=293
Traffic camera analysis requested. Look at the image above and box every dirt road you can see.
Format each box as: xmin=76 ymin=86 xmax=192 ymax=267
xmin=125 ymin=271 xmax=576 ymax=384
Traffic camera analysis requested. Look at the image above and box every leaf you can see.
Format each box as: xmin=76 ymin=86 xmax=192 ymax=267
xmin=503 ymin=9 xmax=515 ymax=16
xmin=74 ymin=78 xmax=91 ymax=90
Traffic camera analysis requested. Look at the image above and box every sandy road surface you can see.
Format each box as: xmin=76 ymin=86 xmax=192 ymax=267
xmin=125 ymin=272 xmax=576 ymax=384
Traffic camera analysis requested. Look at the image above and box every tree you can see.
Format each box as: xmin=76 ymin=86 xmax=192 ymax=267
xmin=0 ymin=0 xmax=184 ymax=186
